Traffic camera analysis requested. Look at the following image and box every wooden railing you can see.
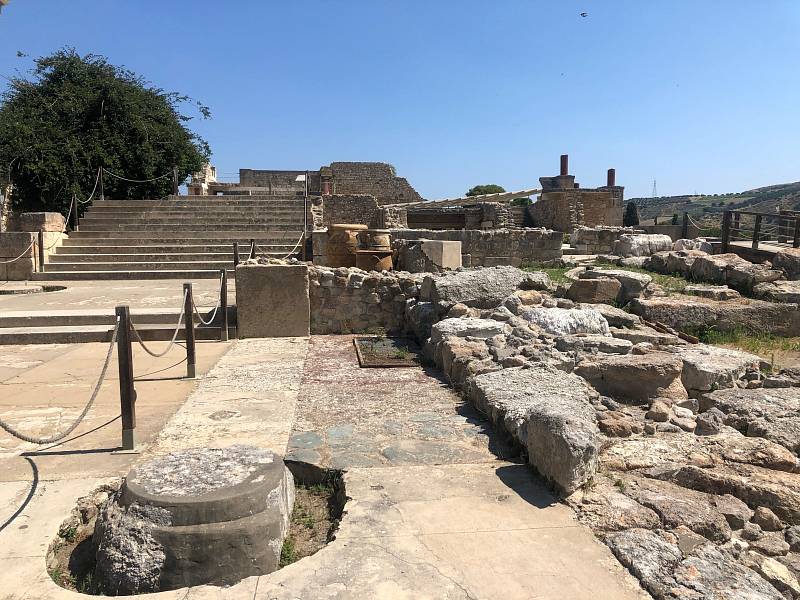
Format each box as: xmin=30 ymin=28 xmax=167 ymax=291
xmin=721 ymin=209 xmax=800 ymax=252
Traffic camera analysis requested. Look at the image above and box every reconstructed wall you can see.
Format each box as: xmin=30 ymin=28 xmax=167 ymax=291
xmin=570 ymin=226 xmax=637 ymax=255
xmin=528 ymin=187 xmax=624 ymax=233
xmin=327 ymin=162 xmax=422 ymax=205
xmin=317 ymin=195 xmax=408 ymax=229
xmin=406 ymin=203 xmax=513 ymax=231
xmin=392 ymin=228 xmax=563 ymax=267
xmin=309 ymin=265 xmax=422 ymax=334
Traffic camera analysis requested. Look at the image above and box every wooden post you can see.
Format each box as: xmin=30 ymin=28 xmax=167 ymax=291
xmin=219 ymin=269 xmax=229 ymax=342
xmin=115 ymin=306 xmax=136 ymax=450
xmin=233 ymin=242 xmax=240 ymax=266
xmin=249 ymin=238 xmax=256 ymax=260
xmin=779 ymin=211 xmax=788 ymax=244
xmin=71 ymin=202 xmax=79 ymax=231
xmin=37 ymin=229 xmax=44 ymax=272
xmin=794 ymin=217 xmax=800 ymax=249
xmin=752 ymin=214 xmax=762 ymax=250
xmin=99 ymin=168 xmax=105 ymax=201
xmin=172 ymin=166 xmax=180 ymax=196
xmin=721 ymin=211 xmax=732 ymax=253
xmin=681 ymin=212 xmax=689 ymax=239
xmin=183 ymin=283 xmax=196 ymax=378
xmin=733 ymin=212 xmax=741 ymax=241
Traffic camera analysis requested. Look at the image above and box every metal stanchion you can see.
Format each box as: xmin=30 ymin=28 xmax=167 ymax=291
xmin=115 ymin=306 xmax=136 ymax=450
xmin=220 ymin=269 xmax=229 ymax=342
xmin=183 ymin=283 xmax=196 ymax=378
xmin=249 ymin=238 xmax=256 ymax=260
xmin=233 ymin=242 xmax=240 ymax=267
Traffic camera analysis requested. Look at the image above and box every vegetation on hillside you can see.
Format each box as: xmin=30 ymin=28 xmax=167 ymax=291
xmin=0 ymin=48 xmax=211 ymax=214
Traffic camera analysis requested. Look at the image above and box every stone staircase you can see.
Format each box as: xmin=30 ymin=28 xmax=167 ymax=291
xmin=32 ymin=195 xmax=307 ymax=280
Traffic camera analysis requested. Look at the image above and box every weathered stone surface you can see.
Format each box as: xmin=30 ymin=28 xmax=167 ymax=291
xmin=236 ymin=264 xmax=310 ymax=337
xmin=754 ymin=280 xmax=800 ymax=304
xmin=14 ymin=211 xmax=65 ymax=232
xmin=570 ymin=483 xmax=661 ymax=533
xmin=749 ymin=532 xmax=791 ymax=557
xmin=705 ymin=387 xmax=800 ymax=455
xmin=673 ymin=238 xmax=714 ymax=253
xmin=609 ymin=326 xmax=682 ymax=346
xmin=556 ymin=334 xmax=633 ymax=355
xmin=647 ymin=249 xmax=708 ymax=277
xmin=439 ymin=337 xmax=490 ymax=387
xmin=624 ymin=477 xmax=732 ymax=542
xmin=690 ymin=253 xmax=783 ymax=293
xmin=95 ymin=445 xmax=294 ymax=594
xmin=695 ymin=408 xmax=725 ymax=436
xmin=713 ymin=493 xmax=754 ymax=529
xmin=395 ymin=239 xmax=462 ymax=272
xmin=683 ymin=284 xmax=741 ymax=301
xmin=741 ymin=551 xmax=800 ymax=599
xmin=605 ymin=528 xmax=682 ymax=597
xmin=420 ymin=266 xmax=538 ymax=309
xmin=466 ymin=365 xmax=598 ymax=495
xmin=671 ymin=543 xmax=785 ymax=599
xmin=613 ymin=234 xmax=673 ymax=258
xmin=774 ymin=247 xmax=800 ymax=280
xmin=664 ymin=463 xmax=800 ymax=525
xmin=670 ymin=345 xmax=762 ymax=394
xmin=630 ymin=295 xmax=800 ymax=337
xmin=575 ymin=352 xmax=688 ymax=404
xmin=787 ymin=527 xmax=800 ymax=552
xmin=597 ymin=410 xmax=644 ymax=437
xmin=429 ymin=317 xmax=510 ymax=345
xmin=646 ymin=399 xmax=672 ymax=422
xmin=566 ymin=277 xmax=622 ymax=304
xmin=580 ymin=268 xmax=652 ymax=303
xmin=581 ymin=303 xmax=642 ymax=328
xmin=754 ymin=507 xmax=785 ymax=532
xmin=522 ymin=306 xmax=610 ymax=336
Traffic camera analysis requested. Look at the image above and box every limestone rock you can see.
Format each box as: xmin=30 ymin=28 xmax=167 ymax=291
xmin=521 ymin=306 xmax=611 ymax=336
xmin=705 ymin=387 xmax=800 ymax=455
xmin=566 ymin=277 xmax=622 ymax=305
xmin=570 ymin=483 xmax=661 ymax=533
xmin=613 ymin=234 xmax=673 ymax=258
xmin=466 ymin=365 xmax=598 ymax=495
xmin=420 ymin=266 xmax=538 ymax=309
xmin=750 ymin=532 xmax=791 ymax=557
xmin=774 ymin=247 xmax=800 ymax=280
xmin=596 ymin=410 xmax=644 ymax=437
xmin=580 ymin=268 xmax=652 ymax=303
xmin=689 ymin=253 xmax=783 ymax=293
xmin=609 ymin=325 xmax=682 ymax=346
xmin=624 ymin=476 xmax=732 ymax=542
xmin=605 ymin=528 xmax=682 ymax=598
xmin=581 ymin=302 xmax=642 ymax=328
xmin=786 ymin=527 xmax=800 ymax=553
xmin=646 ymin=399 xmax=672 ymax=422
xmin=741 ymin=551 xmax=800 ymax=599
xmin=713 ymin=493 xmax=754 ymax=529
xmin=754 ymin=507 xmax=785 ymax=532
xmin=429 ymin=317 xmax=510 ymax=345
xmin=555 ymin=334 xmax=633 ymax=355
xmin=575 ymin=352 xmax=688 ymax=404
xmin=754 ymin=280 xmax=800 ymax=304
xmin=673 ymin=238 xmax=714 ymax=253
xmin=695 ymin=408 xmax=724 ymax=436
xmin=683 ymin=284 xmax=741 ymax=301
xmin=671 ymin=344 xmax=762 ymax=394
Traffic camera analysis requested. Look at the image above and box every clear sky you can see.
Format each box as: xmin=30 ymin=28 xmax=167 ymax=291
xmin=1 ymin=0 xmax=798 ymax=199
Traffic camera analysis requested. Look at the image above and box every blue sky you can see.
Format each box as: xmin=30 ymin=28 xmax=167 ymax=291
xmin=1 ymin=0 xmax=798 ymax=199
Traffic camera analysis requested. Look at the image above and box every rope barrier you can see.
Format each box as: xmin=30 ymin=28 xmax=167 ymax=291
xmin=77 ymin=167 xmax=102 ymax=204
xmin=0 ymin=239 xmax=35 ymax=264
xmin=190 ymin=272 xmax=225 ymax=326
xmin=102 ymin=167 xmax=172 ymax=184
xmin=0 ymin=319 xmax=120 ymax=444
xmin=129 ymin=290 xmax=187 ymax=357
xmin=281 ymin=232 xmax=306 ymax=260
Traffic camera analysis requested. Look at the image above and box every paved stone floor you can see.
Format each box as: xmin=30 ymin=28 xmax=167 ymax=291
xmin=0 ymin=278 xmax=234 ymax=312
xmin=0 ymin=336 xmax=648 ymax=600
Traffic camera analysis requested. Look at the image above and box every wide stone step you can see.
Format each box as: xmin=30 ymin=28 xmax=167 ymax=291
xmin=88 ymin=199 xmax=307 ymax=208
xmin=63 ymin=233 xmax=304 ymax=242
xmin=85 ymin=203 xmax=305 ymax=212
xmin=0 ymin=323 xmax=231 ymax=344
xmin=80 ymin=221 xmax=303 ymax=229
xmin=0 ymin=307 xmax=235 ymax=328
xmin=81 ymin=210 xmax=305 ymax=219
xmin=54 ymin=244 xmax=298 ymax=255
xmin=32 ymin=269 xmax=237 ymax=281
xmin=49 ymin=252 xmax=289 ymax=262
xmin=45 ymin=260 xmax=238 ymax=271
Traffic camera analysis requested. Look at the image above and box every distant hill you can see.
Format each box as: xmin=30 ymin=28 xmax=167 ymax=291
xmin=630 ymin=181 xmax=800 ymax=226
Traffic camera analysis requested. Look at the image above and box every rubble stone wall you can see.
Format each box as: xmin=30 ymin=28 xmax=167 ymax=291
xmin=528 ymin=187 xmax=624 ymax=233
xmin=392 ymin=228 xmax=563 ymax=266
xmin=308 ymin=265 xmax=422 ymax=334
xmin=328 ymin=162 xmax=422 ymax=205
xmin=317 ymin=195 xmax=408 ymax=230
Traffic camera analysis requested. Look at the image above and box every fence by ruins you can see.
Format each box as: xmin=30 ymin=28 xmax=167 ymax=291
xmin=721 ymin=209 xmax=800 ymax=253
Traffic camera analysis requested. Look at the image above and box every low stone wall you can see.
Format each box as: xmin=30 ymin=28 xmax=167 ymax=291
xmin=308 ymin=265 xmax=423 ymax=334
xmin=392 ymin=228 xmax=562 ymax=267
xmin=0 ymin=232 xmax=36 ymax=280
xmin=318 ymin=194 xmax=408 ymax=229
xmin=569 ymin=226 xmax=636 ymax=255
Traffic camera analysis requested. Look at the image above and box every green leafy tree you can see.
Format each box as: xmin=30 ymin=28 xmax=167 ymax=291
xmin=0 ymin=49 xmax=211 ymax=214
xmin=623 ymin=201 xmax=640 ymax=226
xmin=671 ymin=213 xmax=679 ymax=225
xmin=466 ymin=184 xmax=505 ymax=196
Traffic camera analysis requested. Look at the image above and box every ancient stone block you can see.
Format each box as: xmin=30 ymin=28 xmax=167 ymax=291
xmin=236 ymin=263 xmax=310 ymax=337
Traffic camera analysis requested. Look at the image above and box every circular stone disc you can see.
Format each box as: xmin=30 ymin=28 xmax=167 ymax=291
xmin=120 ymin=445 xmax=286 ymax=526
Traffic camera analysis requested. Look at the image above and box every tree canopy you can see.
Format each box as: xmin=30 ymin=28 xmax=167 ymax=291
xmin=623 ymin=201 xmax=640 ymax=226
xmin=466 ymin=184 xmax=505 ymax=196
xmin=0 ymin=49 xmax=211 ymax=214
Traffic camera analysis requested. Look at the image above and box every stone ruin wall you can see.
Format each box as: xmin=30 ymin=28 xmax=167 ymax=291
xmin=315 ymin=194 xmax=408 ymax=230
xmin=308 ymin=265 xmax=422 ymax=335
xmin=529 ymin=187 xmax=624 ymax=233
xmin=392 ymin=228 xmax=563 ymax=267
xmin=327 ymin=162 xmax=422 ymax=205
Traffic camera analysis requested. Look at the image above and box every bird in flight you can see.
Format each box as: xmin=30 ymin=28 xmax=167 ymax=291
xmin=580 ymin=12 xmax=588 ymax=17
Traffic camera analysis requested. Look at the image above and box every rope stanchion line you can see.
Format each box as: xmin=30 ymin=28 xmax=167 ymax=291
xmin=102 ymin=167 xmax=172 ymax=184
xmin=0 ymin=319 xmax=120 ymax=445
xmin=130 ymin=289 xmax=188 ymax=357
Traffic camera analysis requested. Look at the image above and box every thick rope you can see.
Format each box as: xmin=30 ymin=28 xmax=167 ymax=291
xmin=129 ymin=290 xmax=187 ymax=357
xmin=190 ymin=273 xmax=224 ymax=326
xmin=103 ymin=167 xmax=171 ymax=183
xmin=0 ymin=239 xmax=35 ymax=264
xmin=77 ymin=167 xmax=102 ymax=204
xmin=281 ymin=232 xmax=306 ymax=260
xmin=0 ymin=319 xmax=120 ymax=444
